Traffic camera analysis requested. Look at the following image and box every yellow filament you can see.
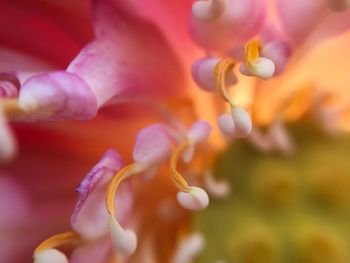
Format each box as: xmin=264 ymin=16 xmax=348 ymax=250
xmin=245 ymin=39 xmax=261 ymax=65
xmin=169 ymin=140 xmax=191 ymax=192
xmin=214 ymin=58 xmax=236 ymax=106
xmin=34 ymin=231 xmax=80 ymax=254
xmin=0 ymin=98 xmax=26 ymax=119
xmin=106 ymin=163 xmax=139 ymax=217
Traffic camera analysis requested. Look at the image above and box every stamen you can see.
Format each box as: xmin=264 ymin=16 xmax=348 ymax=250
xmin=214 ymin=59 xmax=252 ymax=138
xmin=214 ymin=58 xmax=236 ymax=106
xmin=33 ymin=231 xmax=80 ymax=262
xmin=242 ymin=39 xmax=275 ymax=80
xmin=192 ymin=0 xmax=228 ymax=22
xmin=245 ymin=40 xmax=261 ymax=66
xmin=34 ymin=231 xmax=80 ymax=254
xmin=106 ymin=163 xmax=143 ymax=217
xmin=170 ymin=139 xmax=209 ymax=210
xmin=169 ymin=140 xmax=191 ymax=192
xmin=105 ymin=163 xmax=142 ymax=255
xmin=34 ymin=249 xmax=68 ymax=263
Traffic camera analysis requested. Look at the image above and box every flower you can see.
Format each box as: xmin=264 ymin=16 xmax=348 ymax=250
xmin=1 ymin=0 xmax=350 ymax=263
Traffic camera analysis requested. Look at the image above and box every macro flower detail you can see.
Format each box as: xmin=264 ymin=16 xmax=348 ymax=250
xmin=1 ymin=0 xmax=350 ymax=262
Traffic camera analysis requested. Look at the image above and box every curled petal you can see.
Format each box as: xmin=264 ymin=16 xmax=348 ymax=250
xmin=67 ymin=0 xmax=186 ymax=107
xmin=71 ymin=149 xmax=132 ymax=240
xmin=0 ymin=73 xmax=20 ymax=98
xmin=177 ymin=186 xmax=209 ymax=210
xmin=33 ymin=249 xmax=68 ymax=263
xmin=133 ymin=124 xmax=172 ymax=166
xmin=186 ymin=120 xmax=212 ymax=144
xmin=18 ymin=71 xmax=97 ymax=121
xmin=190 ymin=0 xmax=267 ymax=51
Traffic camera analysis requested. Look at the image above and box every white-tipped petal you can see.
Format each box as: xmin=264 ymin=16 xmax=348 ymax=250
xmin=33 ymin=249 xmax=68 ymax=263
xmin=187 ymin=120 xmax=212 ymax=144
xmin=177 ymin=187 xmax=209 ymax=211
xmin=218 ymin=113 xmax=235 ymax=136
xmin=231 ymin=107 xmax=252 ymax=138
xmin=172 ymin=232 xmax=205 ymax=263
xmin=108 ymin=216 xmax=137 ymax=256
xmin=192 ymin=0 xmax=228 ymax=22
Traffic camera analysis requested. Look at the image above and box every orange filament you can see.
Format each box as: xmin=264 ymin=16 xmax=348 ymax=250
xmin=169 ymin=140 xmax=191 ymax=192
xmin=34 ymin=231 xmax=80 ymax=254
xmin=245 ymin=39 xmax=261 ymax=65
xmin=106 ymin=163 xmax=140 ymax=217
xmin=0 ymin=98 xmax=26 ymax=120
xmin=214 ymin=58 xmax=236 ymax=106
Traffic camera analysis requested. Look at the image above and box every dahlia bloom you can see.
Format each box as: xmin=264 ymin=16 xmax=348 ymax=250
xmin=1 ymin=0 xmax=350 ymax=263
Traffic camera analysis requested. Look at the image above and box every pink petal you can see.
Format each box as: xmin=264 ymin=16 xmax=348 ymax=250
xmin=0 ymin=0 xmax=91 ymax=68
xmin=275 ymin=0 xmax=350 ymax=46
xmin=133 ymin=124 xmax=172 ymax=165
xmin=18 ymin=71 xmax=97 ymax=121
xmin=67 ymin=0 xmax=186 ymax=108
xmin=190 ymin=0 xmax=267 ymax=51
xmin=70 ymin=238 xmax=111 ymax=263
xmin=186 ymin=120 xmax=212 ymax=144
xmin=71 ymin=149 xmax=132 ymax=240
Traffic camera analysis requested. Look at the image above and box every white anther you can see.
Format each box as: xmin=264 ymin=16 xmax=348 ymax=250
xmin=33 ymin=249 xmax=68 ymax=263
xmin=240 ymin=57 xmax=275 ymax=80
xmin=177 ymin=186 xmax=209 ymax=210
xmin=218 ymin=113 xmax=235 ymax=136
xmin=204 ymin=171 xmax=231 ymax=198
xmin=172 ymin=232 xmax=205 ymax=263
xmin=108 ymin=216 xmax=137 ymax=256
xmin=187 ymin=120 xmax=212 ymax=145
xmin=192 ymin=0 xmax=228 ymax=22
xmin=231 ymin=107 xmax=252 ymax=138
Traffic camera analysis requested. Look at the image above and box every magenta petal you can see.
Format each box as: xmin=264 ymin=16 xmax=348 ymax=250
xmin=71 ymin=149 xmax=132 ymax=240
xmin=70 ymin=238 xmax=111 ymax=263
xmin=18 ymin=71 xmax=97 ymax=121
xmin=133 ymin=124 xmax=172 ymax=165
xmin=67 ymin=0 xmax=186 ymax=107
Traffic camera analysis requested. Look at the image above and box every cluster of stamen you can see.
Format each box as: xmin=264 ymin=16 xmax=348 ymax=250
xmin=33 ymin=121 xmax=211 ymax=261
